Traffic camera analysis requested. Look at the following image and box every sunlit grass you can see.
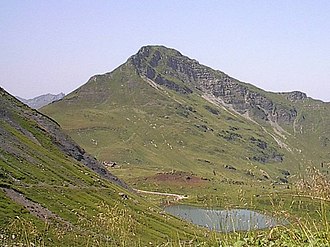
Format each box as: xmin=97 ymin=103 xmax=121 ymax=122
xmin=2 ymin=193 xmax=329 ymax=246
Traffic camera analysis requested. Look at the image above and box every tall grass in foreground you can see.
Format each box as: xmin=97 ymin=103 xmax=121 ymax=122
xmin=2 ymin=200 xmax=329 ymax=246
xmin=296 ymin=166 xmax=330 ymax=201
xmin=214 ymin=166 xmax=330 ymax=247
xmin=1 ymin=203 xmax=138 ymax=247
xmin=2 ymin=167 xmax=330 ymax=246
xmin=221 ymin=204 xmax=329 ymax=246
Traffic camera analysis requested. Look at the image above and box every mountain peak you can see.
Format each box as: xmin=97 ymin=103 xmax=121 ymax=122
xmin=126 ymin=46 xmax=306 ymax=127
xmin=41 ymin=45 xmax=330 ymax=197
xmin=135 ymin=45 xmax=183 ymax=57
xmin=129 ymin=45 xmax=188 ymax=73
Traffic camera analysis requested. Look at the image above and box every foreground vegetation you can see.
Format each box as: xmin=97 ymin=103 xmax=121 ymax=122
xmin=1 ymin=167 xmax=329 ymax=246
xmin=1 ymin=197 xmax=329 ymax=246
xmin=0 ymin=88 xmax=203 ymax=245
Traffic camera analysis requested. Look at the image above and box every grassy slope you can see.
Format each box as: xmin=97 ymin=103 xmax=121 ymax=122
xmin=41 ymin=47 xmax=330 ymax=222
xmin=44 ymin=60 xmax=306 ymax=181
xmin=40 ymin=51 xmax=330 ymax=245
xmin=0 ymin=88 xmax=207 ymax=246
xmin=40 ymin=63 xmax=323 ymax=222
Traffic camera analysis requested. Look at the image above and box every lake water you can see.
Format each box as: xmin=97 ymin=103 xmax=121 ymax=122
xmin=164 ymin=205 xmax=288 ymax=232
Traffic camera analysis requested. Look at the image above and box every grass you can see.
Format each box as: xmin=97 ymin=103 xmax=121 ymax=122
xmin=2 ymin=151 xmax=329 ymax=247
xmin=296 ymin=166 xmax=330 ymax=200
xmin=1 ymin=198 xmax=329 ymax=246
xmin=0 ymin=88 xmax=206 ymax=245
xmin=40 ymin=54 xmax=330 ymax=244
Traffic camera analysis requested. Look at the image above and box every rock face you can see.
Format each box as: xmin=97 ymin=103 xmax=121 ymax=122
xmin=17 ymin=93 xmax=65 ymax=109
xmin=279 ymin=91 xmax=307 ymax=102
xmin=129 ymin=46 xmax=299 ymax=125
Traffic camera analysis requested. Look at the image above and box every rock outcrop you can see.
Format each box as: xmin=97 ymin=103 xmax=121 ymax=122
xmin=129 ymin=46 xmax=298 ymax=125
xmin=279 ymin=91 xmax=307 ymax=102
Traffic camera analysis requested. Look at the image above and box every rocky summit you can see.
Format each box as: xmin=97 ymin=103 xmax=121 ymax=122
xmin=42 ymin=45 xmax=330 ymax=192
xmin=131 ymin=46 xmax=301 ymax=125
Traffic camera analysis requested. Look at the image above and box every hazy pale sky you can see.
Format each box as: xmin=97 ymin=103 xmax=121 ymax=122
xmin=1 ymin=0 xmax=330 ymax=101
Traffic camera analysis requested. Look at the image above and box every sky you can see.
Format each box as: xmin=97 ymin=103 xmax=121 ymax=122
xmin=1 ymin=0 xmax=330 ymax=102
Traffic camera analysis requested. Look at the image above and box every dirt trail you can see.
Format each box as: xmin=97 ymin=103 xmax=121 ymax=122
xmin=133 ymin=188 xmax=188 ymax=201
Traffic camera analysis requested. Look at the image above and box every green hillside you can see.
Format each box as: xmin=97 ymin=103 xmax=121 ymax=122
xmin=39 ymin=45 xmax=330 ymax=245
xmin=42 ymin=46 xmax=330 ymax=200
xmin=0 ymin=87 xmax=206 ymax=246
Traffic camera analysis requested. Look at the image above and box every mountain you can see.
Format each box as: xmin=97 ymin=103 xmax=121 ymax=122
xmin=0 ymin=87 xmax=200 ymax=246
xmin=42 ymin=45 xmax=330 ymax=202
xmin=17 ymin=92 xmax=65 ymax=109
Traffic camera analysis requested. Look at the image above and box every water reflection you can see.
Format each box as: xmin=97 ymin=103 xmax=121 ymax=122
xmin=164 ymin=205 xmax=288 ymax=232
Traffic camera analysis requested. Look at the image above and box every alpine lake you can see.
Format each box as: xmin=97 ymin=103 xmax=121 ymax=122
xmin=164 ymin=204 xmax=288 ymax=232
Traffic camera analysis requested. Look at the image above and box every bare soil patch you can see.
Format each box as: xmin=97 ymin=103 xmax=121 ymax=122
xmin=147 ymin=171 xmax=208 ymax=186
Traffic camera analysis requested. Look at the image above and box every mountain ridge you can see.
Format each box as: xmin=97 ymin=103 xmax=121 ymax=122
xmin=42 ymin=45 xmax=330 ymax=193
xmin=130 ymin=45 xmax=317 ymax=100
xmin=17 ymin=92 xmax=65 ymax=109
xmin=130 ymin=45 xmax=304 ymax=125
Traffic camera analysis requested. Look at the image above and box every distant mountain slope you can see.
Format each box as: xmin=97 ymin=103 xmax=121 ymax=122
xmin=0 ymin=87 xmax=198 ymax=246
xmin=42 ymin=45 xmax=330 ymax=191
xmin=17 ymin=92 xmax=65 ymax=109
